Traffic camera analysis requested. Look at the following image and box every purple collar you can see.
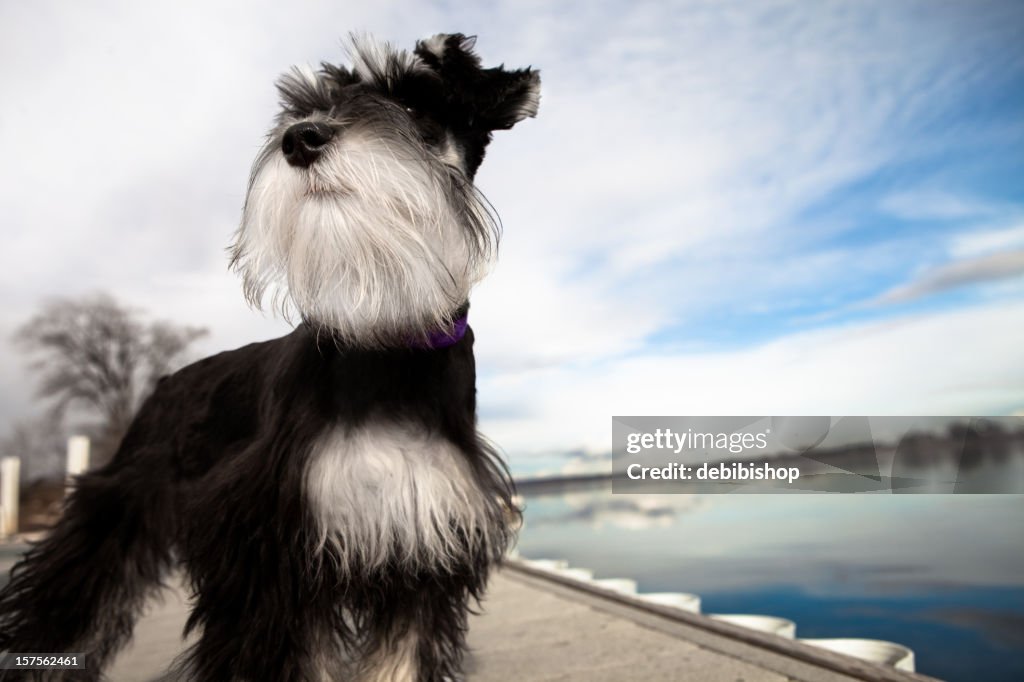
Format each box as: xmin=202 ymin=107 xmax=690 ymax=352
xmin=414 ymin=314 xmax=468 ymax=350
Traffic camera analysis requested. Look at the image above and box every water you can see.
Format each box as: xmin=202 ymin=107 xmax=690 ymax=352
xmin=515 ymin=482 xmax=1024 ymax=682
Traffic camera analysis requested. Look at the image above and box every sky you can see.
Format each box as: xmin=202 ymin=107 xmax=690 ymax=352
xmin=1 ymin=0 xmax=1023 ymax=472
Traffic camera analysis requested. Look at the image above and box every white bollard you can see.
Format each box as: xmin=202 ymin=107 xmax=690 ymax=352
xmin=801 ymin=638 xmax=915 ymax=672
xmin=711 ymin=614 xmax=797 ymax=639
xmin=638 ymin=592 xmax=702 ymax=614
xmin=1 ymin=456 xmax=21 ymax=538
xmin=66 ymin=436 xmax=91 ymax=490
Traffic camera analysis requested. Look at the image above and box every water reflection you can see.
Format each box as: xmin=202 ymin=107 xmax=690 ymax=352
xmin=515 ymin=484 xmax=1024 ymax=682
xmin=526 ymin=489 xmax=702 ymax=530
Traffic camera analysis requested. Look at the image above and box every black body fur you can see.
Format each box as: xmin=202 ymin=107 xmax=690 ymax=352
xmin=1 ymin=324 xmax=513 ymax=681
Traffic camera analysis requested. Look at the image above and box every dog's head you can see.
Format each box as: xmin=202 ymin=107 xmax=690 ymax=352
xmin=230 ymin=33 xmax=540 ymax=347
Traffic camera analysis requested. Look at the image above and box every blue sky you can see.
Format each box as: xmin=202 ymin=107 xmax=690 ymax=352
xmin=1 ymin=0 xmax=1022 ymax=469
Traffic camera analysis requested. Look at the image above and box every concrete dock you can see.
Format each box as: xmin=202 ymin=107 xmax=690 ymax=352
xmin=1 ymin=545 xmax=937 ymax=681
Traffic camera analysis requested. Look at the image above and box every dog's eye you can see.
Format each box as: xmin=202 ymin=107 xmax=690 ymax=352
xmin=405 ymin=106 xmax=418 ymax=116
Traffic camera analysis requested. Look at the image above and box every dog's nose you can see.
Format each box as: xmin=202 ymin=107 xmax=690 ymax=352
xmin=281 ymin=122 xmax=335 ymax=167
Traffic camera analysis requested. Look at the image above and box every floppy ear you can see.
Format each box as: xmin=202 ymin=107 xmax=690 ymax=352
xmin=414 ymin=33 xmax=541 ymax=132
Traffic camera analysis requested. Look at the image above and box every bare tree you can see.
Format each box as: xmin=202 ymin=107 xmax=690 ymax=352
xmin=14 ymin=293 xmax=208 ymax=466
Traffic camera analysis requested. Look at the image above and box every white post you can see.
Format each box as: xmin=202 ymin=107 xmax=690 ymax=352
xmin=66 ymin=436 xmax=91 ymax=491
xmin=1 ymin=456 xmax=20 ymax=538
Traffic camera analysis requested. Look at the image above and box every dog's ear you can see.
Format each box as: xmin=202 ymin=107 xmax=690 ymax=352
xmin=473 ymin=66 xmax=541 ymax=131
xmin=415 ymin=33 xmax=541 ymax=132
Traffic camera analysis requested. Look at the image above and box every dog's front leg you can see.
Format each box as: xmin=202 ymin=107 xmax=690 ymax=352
xmin=358 ymin=623 xmax=421 ymax=682
xmin=356 ymin=580 xmax=475 ymax=682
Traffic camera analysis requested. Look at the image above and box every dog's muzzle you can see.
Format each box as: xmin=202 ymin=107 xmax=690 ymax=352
xmin=282 ymin=122 xmax=335 ymax=168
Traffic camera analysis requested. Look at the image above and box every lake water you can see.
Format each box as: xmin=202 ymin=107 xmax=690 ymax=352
xmin=514 ymin=482 xmax=1024 ymax=682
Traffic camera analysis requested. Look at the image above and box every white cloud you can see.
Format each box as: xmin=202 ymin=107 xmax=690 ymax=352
xmin=875 ymin=250 xmax=1024 ymax=304
xmin=949 ymin=223 xmax=1024 ymax=258
xmin=879 ymin=189 xmax=1001 ymax=222
xmin=468 ymin=0 xmax=1024 ymax=369
xmin=481 ymin=300 xmax=1024 ymax=457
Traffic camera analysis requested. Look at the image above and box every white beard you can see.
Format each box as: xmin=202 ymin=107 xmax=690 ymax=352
xmin=231 ymin=130 xmax=495 ymax=346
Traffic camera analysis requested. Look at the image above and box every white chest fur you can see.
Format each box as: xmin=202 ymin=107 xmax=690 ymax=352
xmin=305 ymin=421 xmax=495 ymax=575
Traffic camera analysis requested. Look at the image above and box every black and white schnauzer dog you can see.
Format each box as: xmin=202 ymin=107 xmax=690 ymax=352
xmin=0 ymin=33 xmax=539 ymax=681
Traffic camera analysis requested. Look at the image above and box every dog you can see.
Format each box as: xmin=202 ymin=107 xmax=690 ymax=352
xmin=0 ymin=32 xmax=539 ymax=681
